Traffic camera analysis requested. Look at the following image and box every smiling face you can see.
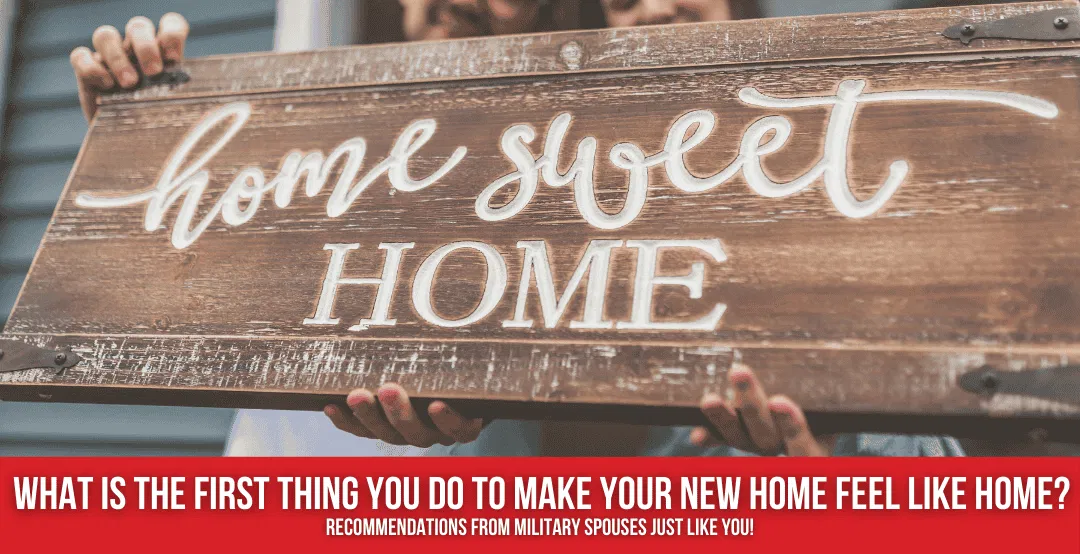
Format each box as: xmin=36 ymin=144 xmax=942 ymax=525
xmin=398 ymin=0 xmax=543 ymax=40
xmin=599 ymin=0 xmax=733 ymax=27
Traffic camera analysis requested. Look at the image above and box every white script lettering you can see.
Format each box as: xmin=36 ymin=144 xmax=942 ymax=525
xmin=74 ymin=81 xmax=1057 ymax=246
xmin=74 ymin=102 xmax=468 ymax=249
xmin=475 ymin=79 xmax=1058 ymax=226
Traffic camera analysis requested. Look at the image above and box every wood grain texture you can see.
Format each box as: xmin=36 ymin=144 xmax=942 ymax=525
xmin=4 ymin=4 xmax=1080 ymax=439
xmin=13 ymin=55 xmax=1080 ymax=343
xmin=101 ymin=2 xmax=1080 ymax=105
xmin=2 ymin=332 xmax=1077 ymax=441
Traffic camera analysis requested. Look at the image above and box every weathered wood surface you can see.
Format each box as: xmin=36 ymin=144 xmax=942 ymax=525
xmin=3 ymin=332 xmax=1078 ymax=439
xmin=4 ymin=4 xmax=1080 ymax=440
xmin=102 ymin=1 xmax=1078 ymax=104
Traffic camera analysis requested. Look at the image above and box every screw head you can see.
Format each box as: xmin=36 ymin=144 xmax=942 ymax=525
xmin=559 ymin=41 xmax=583 ymax=70
xmin=961 ymin=23 xmax=976 ymax=36
xmin=54 ymin=352 xmax=67 ymax=365
xmin=1055 ymin=16 xmax=1070 ymax=30
xmin=980 ymin=372 xmax=1000 ymax=392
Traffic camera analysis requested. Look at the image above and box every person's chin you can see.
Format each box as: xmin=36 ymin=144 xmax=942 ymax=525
xmin=439 ymin=11 xmax=488 ymax=39
xmin=491 ymin=6 xmax=539 ymax=35
xmin=408 ymin=26 xmax=457 ymax=41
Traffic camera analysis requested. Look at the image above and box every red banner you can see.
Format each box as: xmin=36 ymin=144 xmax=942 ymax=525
xmin=1 ymin=457 xmax=1077 ymax=553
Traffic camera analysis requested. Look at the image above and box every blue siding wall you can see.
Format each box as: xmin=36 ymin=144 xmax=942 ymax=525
xmin=0 ymin=0 xmax=276 ymax=456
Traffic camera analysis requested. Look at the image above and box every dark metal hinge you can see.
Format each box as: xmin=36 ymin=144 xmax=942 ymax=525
xmin=959 ymin=364 xmax=1080 ymax=405
xmin=944 ymin=7 xmax=1080 ymax=44
xmin=141 ymin=69 xmax=190 ymax=87
xmin=0 ymin=339 xmax=81 ymax=375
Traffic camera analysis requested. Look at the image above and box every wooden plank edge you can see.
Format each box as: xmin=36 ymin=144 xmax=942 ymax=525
xmin=5 ymin=333 xmax=1080 ymax=407
xmin=97 ymin=2 xmax=1077 ymax=105
xmin=0 ymin=381 xmax=1076 ymax=444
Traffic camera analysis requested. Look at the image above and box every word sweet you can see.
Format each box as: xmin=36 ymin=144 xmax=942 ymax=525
xmin=476 ymin=80 xmax=1056 ymax=228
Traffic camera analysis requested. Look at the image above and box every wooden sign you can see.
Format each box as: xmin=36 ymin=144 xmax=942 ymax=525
xmin=4 ymin=2 xmax=1080 ymax=441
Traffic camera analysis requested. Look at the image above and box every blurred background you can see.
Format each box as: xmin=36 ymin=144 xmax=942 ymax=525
xmin=0 ymin=0 xmax=1058 ymax=456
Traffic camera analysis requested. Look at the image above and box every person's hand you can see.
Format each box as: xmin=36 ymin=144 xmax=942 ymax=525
xmin=692 ymin=364 xmax=835 ymax=456
xmin=325 ymin=384 xmax=485 ymax=447
xmin=70 ymin=13 xmax=190 ymax=120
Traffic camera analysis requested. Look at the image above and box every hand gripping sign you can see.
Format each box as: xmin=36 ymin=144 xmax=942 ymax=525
xmin=3 ymin=2 xmax=1080 ymax=441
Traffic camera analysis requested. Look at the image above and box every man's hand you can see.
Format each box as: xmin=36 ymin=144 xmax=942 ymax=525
xmin=324 ymin=384 xmax=485 ymax=448
xmin=692 ymin=364 xmax=834 ymax=456
xmin=70 ymin=13 xmax=190 ymax=120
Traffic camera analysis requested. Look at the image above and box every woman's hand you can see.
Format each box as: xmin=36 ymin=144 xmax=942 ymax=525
xmin=693 ymin=364 xmax=835 ymax=456
xmin=325 ymin=384 xmax=485 ymax=448
xmin=70 ymin=13 xmax=189 ymax=120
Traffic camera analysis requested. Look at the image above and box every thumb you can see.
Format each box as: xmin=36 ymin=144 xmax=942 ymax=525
xmin=769 ymin=395 xmax=830 ymax=457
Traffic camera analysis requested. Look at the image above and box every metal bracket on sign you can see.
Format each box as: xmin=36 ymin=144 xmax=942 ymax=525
xmin=0 ymin=339 xmax=81 ymax=375
xmin=958 ymin=364 xmax=1080 ymax=405
xmin=944 ymin=7 xmax=1080 ymax=44
xmin=141 ymin=69 xmax=190 ymax=87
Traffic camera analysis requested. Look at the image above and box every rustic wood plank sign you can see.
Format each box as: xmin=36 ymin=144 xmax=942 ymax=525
xmin=4 ymin=2 xmax=1080 ymax=441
